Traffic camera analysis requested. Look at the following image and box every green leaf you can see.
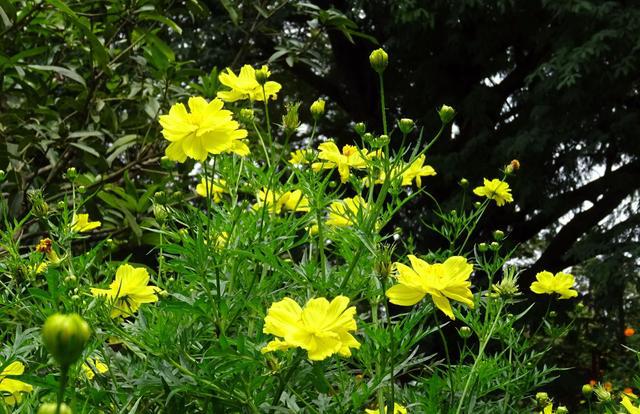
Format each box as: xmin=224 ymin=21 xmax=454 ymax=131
xmin=27 ymin=64 xmax=86 ymax=87
xmin=139 ymin=12 xmax=183 ymax=35
xmin=69 ymin=142 xmax=100 ymax=157
xmin=219 ymin=0 xmax=239 ymax=25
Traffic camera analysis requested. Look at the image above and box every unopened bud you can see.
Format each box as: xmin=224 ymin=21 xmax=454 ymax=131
xmin=57 ymin=201 xmax=66 ymax=210
xmin=474 ymin=201 xmax=482 ymax=208
xmin=160 ymin=156 xmax=175 ymax=170
xmin=556 ymin=406 xmax=568 ymax=414
xmin=354 ymin=122 xmax=366 ymax=136
xmin=282 ymin=102 xmax=301 ymax=136
xmin=154 ymin=191 xmax=168 ymax=204
xmin=64 ymin=275 xmax=76 ymax=283
xmin=77 ymin=185 xmax=86 ymax=194
xmin=438 ymin=105 xmax=456 ymax=124
xmin=369 ymin=48 xmax=388 ymax=74
xmin=581 ymin=384 xmax=593 ymax=396
xmin=458 ymin=326 xmax=472 ymax=339
xmin=255 ymin=66 xmax=270 ymax=85
xmin=459 ymin=178 xmax=469 ymax=188
xmin=65 ymin=167 xmax=77 ymax=180
xmin=310 ymin=99 xmax=326 ymax=120
xmin=490 ymin=241 xmax=500 ymax=251
xmin=493 ymin=230 xmax=505 ymax=241
xmin=398 ymin=118 xmax=414 ymax=134
xmin=0 ymin=170 xmax=5 ymax=182
xmin=38 ymin=402 xmax=72 ymax=414
xmin=478 ymin=242 xmax=489 ymax=252
xmin=535 ymin=392 xmax=549 ymax=404
xmin=42 ymin=313 xmax=91 ymax=367
xmin=153 ymin=204 xmax=169 ymax=224
xmin=505 ymin=159 xmax=521 ymax=174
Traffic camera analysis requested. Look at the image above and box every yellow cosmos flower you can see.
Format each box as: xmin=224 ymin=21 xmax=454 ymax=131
xmin=90 ymin=264 xmax=162 ymax=318
xmin=473 ymin=178 xmax=513 ymax=206
xmin=195 ymin=177 xmax=227 ymax=203
xmin=288 ymin=149 xmax=316 ymax=166
xmin=365 ymin=403 xmax=408 ymax=414
xmin=386 ymin=255 xmax=474 ymax=320
xmin=261 ymin=296 xmax=360 ymax=361
xmin=72 ymin=214 xmax=101 ymax=232
xmin=0 ymin=361 xmax=33 ymax=405
xmin=622 ymin=395 xmax=640 ymax=414
xmin=82 ymin=358 xmax=109 ymax=380
xmin=159 ymin=97 xmax=249 ymax=162
xmin=253 ymin=188 xmax=310 ymax=214
xmin=312 ymin=142 xmax=371 ymax=183
xmin=326 ymin=196 xmax=367 ymax=227
xmin=530 ymin=271 xmax=578 ymax=299
xmin=369 ymin=155 xmax=437 ymax=187
xmin=540 ymin=404 xmax=554 ymax=414
xmin=217 ymin=65 xmax=282 ymax=102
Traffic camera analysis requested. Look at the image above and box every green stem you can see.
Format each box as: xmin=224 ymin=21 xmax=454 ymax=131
xmin=380 ymin=277 xmax=395 ymax=413
xmin=272 ymin=352 xmax=303 ymax=409
xmin=378 ymin=74 xmax=387 ymax=135
xmin=56 ymin=365 xmax=69 ymax=414
xmin=433 ymin=311 xmax=454 ymax=409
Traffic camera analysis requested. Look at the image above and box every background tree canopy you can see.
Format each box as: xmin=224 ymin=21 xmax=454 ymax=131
xmin=1 ymin=0 xmax=638 ymax=405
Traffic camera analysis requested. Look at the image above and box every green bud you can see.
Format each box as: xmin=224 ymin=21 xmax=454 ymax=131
xmin=438 ymin=105 xmax=456 ymax=124
xmin=160 ymin=156 xmax=175 ymax=170
xmin=362 ymin=132 xmax=374 ymax=143
xmin=282 ymin=102 xmax=301 ymax=136
xmin=549 ymin=310 xmax=557 ymax=318
xmin=0 ymin=170 xmax=6 ymax=182
xmin=153 ymin=204 xmax=169 ymax=224
xmin=42 ymin=313 xmax=91 ymax=367
xmin=459 ymin=178 xmax=469 ymax=188
xmin=535 ymin=392 xmax=549 ymax=404
xmin=38 ymin=402 xmax=73 ymax=414
xmin=171 ymin=191 xmax=183 ymax=202
xmin=478 ymin=242 xmax=489 ymax=252
xmin=369 ymin=48 xmax=388 ymax=74
xmin=71 ymin=294 xmax=80 ymax=301
xmin=354 ymin=122 xmax=366 ymax=136
xmin=581 ymin=384 xmax=593 ymax=396
xmin=458 ymin=326 xmax=472 ymax=339
xmin=65 ymin=167 xmax=77 ymax=180
xmin=154 ymin=191 xmax=168 ymax=204
xmin=77 ymin=185 xmax=86 ymax=194
xmin=594 ymin=386 xmax=611 ymax=402
xmin=556 ymin=406 xmax=568 ymax=414
xmin=239 ymin=108 xmax=254 ymax=124
xmin=493 ymin=230 xmax=505 ymax=241
xmin=28 ymin=189 xmax=49 ymax=217
xmin=474 ymin=201 xmax=482 ymax=208
xmin=490 ymin=241 xmax=500 ymax=251
xmin=310 ymin=99 xmax=326 ymax=120
xmin=64 ymin=275 xmax=77 ymax=283
xmin=57 ymin=201 xmax=66 ymax=210
xmin=398 ymin=118 xmax=414 ymax=134
xmin=255 ymin=66 xmax=270 ymax=85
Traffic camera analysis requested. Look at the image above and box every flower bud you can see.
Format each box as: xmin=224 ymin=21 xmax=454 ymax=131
xmin=57 ymin=201 xmax=66 ymax=210
xmin=593 ymin=385 xmax=611 ymax=402
xmin=493 ymin=230 xmax=505 ymax=241
xmin=153 ymin=204 xmax=169 ymax=224
xmin=282 ymin=102 xmax=301 ymax=137
xmin=581 ymin=384 xmax=593 ymax=397
xmin=490 ymin=241 xmax=500 ymax=251
xmin=556 ymin=406 xmax=568 ymax=414
xmin=42 ymin=313 xmax=91 ymax=367
xmin=28 ymin=189 xmax=49 ymax=218
xmin=160 ymin=156 xmax=174 ymax=170
xmin=64 ymin=275 xmax=77 ymax=283
xmin=398 ymin=118 xmax=414 ymax=134
xmin=354 ymin=122 xmax=366 ymax=136
xmin=362 ymin=132 xmax=374 ymax=143
xmin=255 ymin=65 xmax=271 ymax=85
xmin=38 ymin=402 xmax=73 ymax=414
xmin=535 ymin=392 xmax=549 ymax=404
xmin=154 ymin=191 xmax=168 ymax=205
xmin=438 ymin=105 xmax=456 ymax=124
xmin=0 ymin=170 xmax=6 ymax=182
xmin=310 ymin=99 xmax=326 ymax=120
xmin=65 ymin=167 xmax=77 ymax=180
xmin=458 ymin=326 xmax=472 ymax=339
xmin=505 ymin=159 xmax=521 ymax=174
xmin=478 ymin=242 xmax=489 ymax=252
xmin=474 ymin=201 xmax=482 ymax=208
xmin=369 ymin=48 xmax=388 ymax=74
xmin=77 ymin=185 xmax=86 ymax=194
xmin=459 ymin=178 xmax=469 ymax=188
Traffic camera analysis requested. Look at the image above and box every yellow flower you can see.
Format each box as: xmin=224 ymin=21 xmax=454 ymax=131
xmin=312 ymin=142 xmax=371 ymax=183
xmin=0 ymin=361 xmax=33 ymax=405
xmin=530 ymin=271 xmax=578 ymax=299
xmin=289 ymin=149 xmax=315 ymax=166
xmin=90 ymin=264 xmax=161 ymax=318
xmin=261 ymin=296 xmax=360 ymax=361
xmin=253 ymin=188 xmax=310 ymax=214
xmin=82 ymin=358 xmax=109 ymax=380
xmin=370 ymin=155 xmax=436 ymax=187
xmin=29 ymin=262 xmax=48 ymax=275
xmin=622 ymin=395 xmax=640 ymax=414
xmin=159 ymin=97 xmax=249 ymax=162
xmin=365 ymin=403 xmax=408 ymax=414
xmin=326 ymin=196 xmax=367 ymax=227
xmin=217 ymin=65 xmax=282 ymax=102
xmin=72 ymin=214 xmax=101 ymax=232
xmin=195 ymin=177 xmax=227 ymax=203
xmin=473 ymin=178 xmax=513 ymax=206
xmin=540 ymin=404 xmax=554 ymax=414
xmin=386 ymin=255 xmax=474 ymax=320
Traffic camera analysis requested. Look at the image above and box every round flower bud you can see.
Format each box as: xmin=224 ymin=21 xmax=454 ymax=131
xmin=42 ymin=313 xmax=91 ymax=367
xmin=459 ymin=178 xmax=469 ymax=188
xmin=77 ymin=185 xmax=86 ymax=194
xmin=438 ymin=105 xmax=456 ymax=124
xmin=65 ymin=167 xmax=78 ymax=180
xmin=505 ymin=159 xmax=521 ymax=175
xmin=474 ymin=201 xmax=482 ymax=208
xmin=458 ymin=326 xmax=472 ymax=339
xmin=362 ymin=133 xmax=374 ymax=144
xmin=154 ymin=191 xmax=167 ymax=205
xmin=535 ymin=392 xmax=549 ymax=404
xmin=490 ymin=241 xmax=500 ymax=251
xmin=369 ymin=48 xmax=388 ymax=74
xmin=398 ymin=118 xmax=414 ymax=134
xmin=0 ymin=170 xmax=6 ymax=182
xmin=581 ymin=384 xmax=593 ymax=396
xmin=153 ymin=204 xmax=169 ymax=224
xmin=310 ymin=99 xmax=326 ymax=120
xmin=255 ymin=66 xmax=270 ymax=85
xmin=493 ymin=230 xmax=505 ymax=241
xmin=38 ymin=402 xmax=73 ymax=414
xmin=556 ymin=406 xmax=568 ymax=414
xmin=354 ymin=122 xmax=366 ymax=136
xmin=57 ymin=201 xmax=66 ymax=210
xmin=478 ymin=242 xmax=489 ymax=252
xmin=160 ymin=156 xmax=175 ymax=170
xmin=64 ymin=275 xmax=77 ymax=283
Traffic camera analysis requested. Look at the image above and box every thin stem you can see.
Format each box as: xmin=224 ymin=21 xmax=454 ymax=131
xmin=433 ymin=311 xmax=454 ymax=409
xmin=272 ymin=352 xmax=303 ymax=409
xmin=56 ymin=365 xmax=69 ymax=414
xmin=378 ymin=74 xmax=387 ymax=135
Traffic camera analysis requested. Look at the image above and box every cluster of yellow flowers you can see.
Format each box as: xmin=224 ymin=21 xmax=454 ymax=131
xmin=0 ymin=361 xmax=33 ymax=405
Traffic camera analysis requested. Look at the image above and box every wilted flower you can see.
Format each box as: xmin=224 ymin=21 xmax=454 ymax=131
xmin=159 ymin=97 xmax=249 ymax=162
xmin=261 ymin=296 xmax=360 ymax=361
xmin=473 ymin=178 xmax=513 ymax=206
xmin=386 ymin=255 xmax=474 ymax=320
xmin=35 ymin=238 xmax=61 ymax=264
xmin=90 ymin=264 xmax=161 ymax=318
xmin=217 ymin=65 xmax=281 ymax=102
xmin=530 ymin=271 xmax=578 ymax=299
